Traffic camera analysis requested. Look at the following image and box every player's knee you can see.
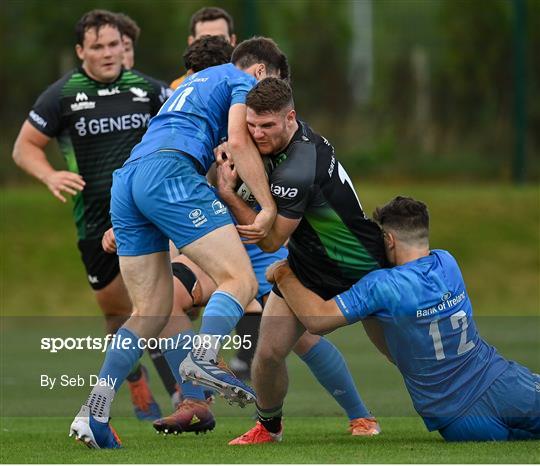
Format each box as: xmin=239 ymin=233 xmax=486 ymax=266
xmin=254 ymin=340 xmax=289 ymax=366
xmin=229 ymin=267 xmax=257 ymax=303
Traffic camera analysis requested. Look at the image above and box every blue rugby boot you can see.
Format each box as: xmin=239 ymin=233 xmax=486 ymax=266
xmin=69 ymin=405 xmax=122 ymax=449
xmin=180 ymin=353 xmax=256 ymax=407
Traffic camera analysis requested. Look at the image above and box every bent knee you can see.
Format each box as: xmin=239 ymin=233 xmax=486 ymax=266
xmin=255 ymin=340 xmax=290 ymax=365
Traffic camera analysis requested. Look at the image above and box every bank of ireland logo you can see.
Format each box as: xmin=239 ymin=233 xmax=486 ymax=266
xmin=189 ymin=209 xmax=202 ymax=220
xmin=75 ymin=117 xmax=87 ymax=136
xmin=189 ymin=209 xmax=207 ymax=228
xmin=442 ymin=292 xmax=451 ymax=301
xmin=212 ymin=199 xmax=228 ymax=215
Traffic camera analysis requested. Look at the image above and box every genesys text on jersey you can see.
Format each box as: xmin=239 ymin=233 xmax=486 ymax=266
xmin=74 ymin=113 xmax=151 ymax=137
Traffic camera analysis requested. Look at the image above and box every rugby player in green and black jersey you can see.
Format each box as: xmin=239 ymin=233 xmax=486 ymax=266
xmin=12 ymin=9 xmax=172 ymax=421
xmin=214 ymin=77 xmax=388 ymax=444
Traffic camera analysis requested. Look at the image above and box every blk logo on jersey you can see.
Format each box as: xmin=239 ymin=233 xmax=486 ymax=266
xmin=74 ymin=113 xmax=151 ymax=136
xmin=271 ymin=183 xmax=298 ymax=199
xmin=98 ymin=86 xmax=120 ymax=96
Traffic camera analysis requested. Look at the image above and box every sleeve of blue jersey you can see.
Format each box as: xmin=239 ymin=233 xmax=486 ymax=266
xmin=229 ymin=76 xmax=257 ymax=106
xmin=333 ymin=271 xmax=386 ymax=324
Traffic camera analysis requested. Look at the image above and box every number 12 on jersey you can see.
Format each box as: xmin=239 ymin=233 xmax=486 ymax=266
xmin=429 ymin=310 xmax=475 ymax=360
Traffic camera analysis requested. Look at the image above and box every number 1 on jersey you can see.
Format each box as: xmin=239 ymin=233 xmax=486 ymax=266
xmin=158 ymin=86 xmax=194 ymax=115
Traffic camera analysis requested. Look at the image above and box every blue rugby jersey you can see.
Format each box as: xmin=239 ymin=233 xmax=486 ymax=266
xmin=334 ymin=249 xmax=509 ymax=430
xmin=127 ymin=63 xmax=257 ymax=172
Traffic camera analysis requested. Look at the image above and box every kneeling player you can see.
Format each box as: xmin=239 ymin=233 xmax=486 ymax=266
xmin=265 ymin=196 xmax=540 ymax=442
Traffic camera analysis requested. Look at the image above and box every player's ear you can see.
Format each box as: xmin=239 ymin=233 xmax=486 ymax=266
xmin=384 ymin=230 xmax=396 ymax=250
xmin=255 ymin=63 xmax=266 ymax=80
xmin=286 ymin=109 xmax=296 ymax=123
xmin=187 ymin=35 xmax=195 ymax=46
xmin=230 ymin=34 xmax=237 ymax=46
xmin=75 ymin=44 xmax=85 ymax=61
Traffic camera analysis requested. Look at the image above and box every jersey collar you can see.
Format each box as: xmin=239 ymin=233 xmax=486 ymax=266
xmin=77 ymin=66 xmax=125 ymax=86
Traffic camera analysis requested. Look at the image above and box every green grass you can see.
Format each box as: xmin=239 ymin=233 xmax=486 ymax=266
xmin=1 ymin=416 xmax=539 ymax=464
xmin=1 ymin=183 xmax=539 ymax=316
xmin=1 ymin=183 xmax=539 ymax=462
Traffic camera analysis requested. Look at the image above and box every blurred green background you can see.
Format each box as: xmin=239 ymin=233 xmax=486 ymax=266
xmin=0 ymin=2 xmax=538 ymax=316
xmin=1 ymin=0 xmax=539 ymax=183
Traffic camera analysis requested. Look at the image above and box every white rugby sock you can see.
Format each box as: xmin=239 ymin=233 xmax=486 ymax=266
xmin=192 ymin=334 xmax=221 ymax=363
xmin=85 ymin=384 xmax=115 ymax=423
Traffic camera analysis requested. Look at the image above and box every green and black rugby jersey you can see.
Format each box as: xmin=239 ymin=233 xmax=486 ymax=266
xmin=27 ymin=67 xmax=171 ymax=240
xmin=269 ymin=121 xmax=389 ymax=296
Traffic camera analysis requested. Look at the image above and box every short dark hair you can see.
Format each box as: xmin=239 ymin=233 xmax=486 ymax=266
xmin=373 ymin=196 xmax=430 ymax=245
xmin=190 ymin=7 xmax=234 ymax=36
xmin=232 ymin=37 xmax=289 ymax=81
xmin=183 ymin=35 xmax=234 ymax=72
xmin=115 ymin=13 xmax=141 ymax=44
xmin=246 ymin=77 xmax=294 ymax=114
xmin=75 ymin=9 xmax=121 ymax=46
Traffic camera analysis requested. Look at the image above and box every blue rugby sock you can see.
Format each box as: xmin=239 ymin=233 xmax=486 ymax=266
xmin=97 ymin=327 xmax=143 ymax=392
xmin=301 ymin=337 xmax=371 ymax=420
xmin=199 ymin=290 xmax=244 ymax=337
xmin=162 ymin=330 xmax=205 ymax=401
xmin=86 ymin=327 xmax=143 ymax=421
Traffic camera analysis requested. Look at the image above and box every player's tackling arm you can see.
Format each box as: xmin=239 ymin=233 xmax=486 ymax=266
xmin=266 ymin=260 xmax=348 ymax=335
xmin=226 ymin=103 xmax=276 ymax=238
xmin=12 ymin=121 xmax=85 ymax=203
xmin=215 ymin=156 xmax=299 ymax=251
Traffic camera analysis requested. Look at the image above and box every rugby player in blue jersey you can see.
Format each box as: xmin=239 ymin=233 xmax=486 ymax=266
xmin=69 ymin=37 xmax=289 ymax=449
xmin=264 ymin=196 xmax=540 ymax=442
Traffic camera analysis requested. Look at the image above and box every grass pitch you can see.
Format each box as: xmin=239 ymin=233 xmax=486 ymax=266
xmin=1 ymin=183 xmax=539 ymax=463
xmin=1 ymin=416 xmax=539 ymax=464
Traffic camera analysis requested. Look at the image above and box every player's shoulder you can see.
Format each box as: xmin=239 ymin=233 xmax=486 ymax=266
xmin=38 ymin=69 xmax=81 ymax=99
xmin=216 ymin=63 xmax=257 ymax=85
xmin=431 ymin=249 xmax=457 ymax=264
xmin=121 ymin=68 xmax=170 ymax=94
xmin=298 ymin=120 xmax=335 ymax=151
xmin=281 ymin=121 xmax=319 ymax=160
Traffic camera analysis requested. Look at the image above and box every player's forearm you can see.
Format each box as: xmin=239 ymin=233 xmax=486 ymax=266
xmin=12 ymin=140 xmax=55 ymax=184
xmin=219 ymin=189 xmax=258 ymax=225
xmin=227 ymin=139 xmax=276 ymax=214
xmin=274 ymin=266 xmax=344 ymax=334
xmin=219 ymin=188 xmax=283 ymax=251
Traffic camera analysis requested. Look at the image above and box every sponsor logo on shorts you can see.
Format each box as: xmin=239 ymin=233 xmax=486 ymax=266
xmin=189 ymin=209 xmax=202 ymax=219
xmin=29 ymin=110 xmax=47 ymax=128
xmin=87 ymin=275 xmax=99 ymax=284
xmin=189 ymin=209 xmax=207 ymax=227
xmin=212 ymin=199 xmax=228 ymax=215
